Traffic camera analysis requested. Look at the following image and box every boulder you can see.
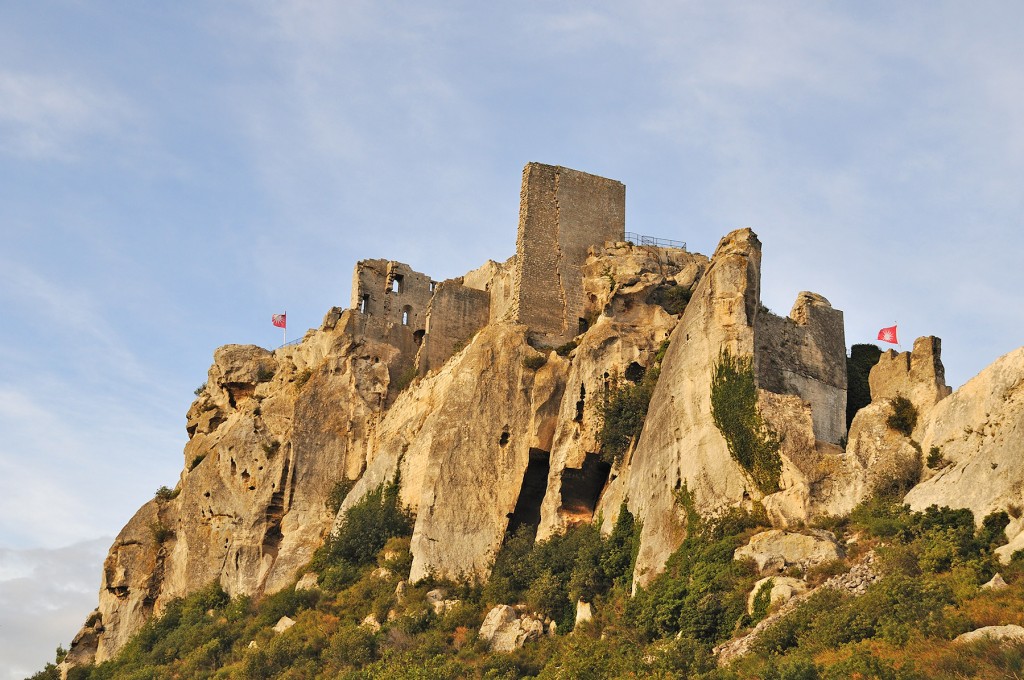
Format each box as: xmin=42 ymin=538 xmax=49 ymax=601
xmin=734 ymin=530 xmax=842 ymax=574
xmin=479 ymin=605 xmax=546 ymax=652
xmin=295 ymin=573 xmax=319 ymax=591
xmin=360 ymin=613 xmax=381 ymax=632
xmin=575 ymin=600 xmax=593 ymax=626
xmin=272 ymin=616 xmax=295 ymax=633
xmin=954 ymin=625 xmax=1024 ymax=645
xmin=982 ymin=573 xmax=1009 ymax=591
xmin=746 ymin=576 xmax=807 ymax=614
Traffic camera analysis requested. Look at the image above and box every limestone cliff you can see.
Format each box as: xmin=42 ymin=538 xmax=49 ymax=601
xmin=65 ymin=162 xmax=1024 ymax=673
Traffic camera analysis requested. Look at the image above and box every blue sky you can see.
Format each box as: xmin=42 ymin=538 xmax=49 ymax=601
xmin=2 ymin=2 xmax=1023 ymax=675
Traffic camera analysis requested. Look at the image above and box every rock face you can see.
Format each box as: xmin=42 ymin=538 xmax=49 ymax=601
xmin=623 ymin=229 xmax=765 ymax=586
xmin=621 ymin=229 xmax=848 ymax=586
xmin=734 ymin=530 xmax=843 ymax=574
xmin=904 ymin=347 xmax=1024 ymax=528
xmin=80 ymin=161 xmax=1024 ymax=672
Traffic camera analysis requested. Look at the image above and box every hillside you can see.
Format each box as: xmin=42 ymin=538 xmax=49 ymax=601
xmin=38 ymin=163 xmax=1024 ymax=679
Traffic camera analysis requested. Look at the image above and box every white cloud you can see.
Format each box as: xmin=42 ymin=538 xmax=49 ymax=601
xmin=0 ymin=70 xmax=136 ymax=161
xmin=0 ymin=538 xmax=110 ymax=680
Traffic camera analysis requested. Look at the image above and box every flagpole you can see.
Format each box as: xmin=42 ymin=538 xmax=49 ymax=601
xmin=283 ymin=311 xmax=287 ymax=346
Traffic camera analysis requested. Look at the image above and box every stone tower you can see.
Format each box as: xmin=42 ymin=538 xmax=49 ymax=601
xmin=509 ymin=163 xmax=625 ymax=346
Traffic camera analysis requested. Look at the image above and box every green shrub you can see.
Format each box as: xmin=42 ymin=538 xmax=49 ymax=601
xmin=751 ymin=578 xmax=774 ymax=621
xmin=926 ymin=445 xmax=948 ymax=469
xmin=628 ymin=494 xmax=763 ymax=643
xmin=193 ymin=383 xmax=206 ymax=397
xmin=523 ymin=354 xmax=547 ymax=370
xmin=597 ymin=375 xmax=655 ymax=465
xmin=710 ymin=349 xmax=782 ymax=493
xmin=149 ymin=521 xmax=173 ymax=544
xmin=649 ymin=282 xmax=692 ymax=315
xmin=188 ymin=454 xmax=205 ymax=471
xmin=154 ymin=485 xmax=179 ymax=502
xmin=255 ymin=365 xmax=276 ymax=382
xmin=597 ymin=344 xmax=669 ymax=466
xmin=311 ymin=477 xmax=413 ymax=572
xmin=392 ymin=364 xmax=418 ymax=393
xmin=555 ymin=340 xmax=578 ymax=356
xmin=326 ymin=478 xmax=356 ymax=514
xmin=887 ymin=395 xmax=918 ymax=436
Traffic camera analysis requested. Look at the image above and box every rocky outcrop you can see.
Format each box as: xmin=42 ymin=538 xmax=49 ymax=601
xmin=746 ymin=576 xmax=807 ymax=613
xmin=954 ymin=625 xmax=1024 ymax=645
xmin=335 ymin=323 xmax=566 ymax=582
xmin=716 ymin=551 xmax=878 ymax=664
xmin=478 ymin=605 xmax=551 ymax=652
xmin=537 ymin=243 xmax=707 ymax=540
xmin=624 ymin=229 xmax=765 ymax=587
xmin=734 ymin=530 xmax=843 ymax=575
xmin=904 ymin=347 xmax=1024 ymax=536
xmin=78 ymin=312 xmax=396 ymax=664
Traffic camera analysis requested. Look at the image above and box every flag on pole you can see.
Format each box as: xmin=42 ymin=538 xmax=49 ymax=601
xmin=877 ymin=324 xmax=898 ymax=344
xmin=272 ymin=313 xmax=287 ymax=329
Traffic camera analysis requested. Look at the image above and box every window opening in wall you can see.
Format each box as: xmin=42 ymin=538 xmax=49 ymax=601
xmin=360 ymin=294 xmax=369 ymax=314
xmin=429 ymin=281 xmax=436 ymax=292
xmin=413 ymin=329 xmax=425 ymax=345
xmin=402 ymin=305 xmax=412 ymax=326
xmin=391 ymin=275 xmax=404 ymax=293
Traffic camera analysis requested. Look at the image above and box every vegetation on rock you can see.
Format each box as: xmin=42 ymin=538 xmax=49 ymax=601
xmin=596 ymin=340 xmax=669 ymax=465
xmin=887 ymin=395 xmax=919 ymax=436
xmin=710 ymin=349 xmax=782 ymax=494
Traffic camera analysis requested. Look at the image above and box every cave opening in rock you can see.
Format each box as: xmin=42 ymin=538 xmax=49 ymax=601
xmin=624 ymin=361 xmax=645 ymax=383
xmin=505 ymin=448 xmax=550 ymax=539
xmin=559 ymin=453 xmax=612 ymax=522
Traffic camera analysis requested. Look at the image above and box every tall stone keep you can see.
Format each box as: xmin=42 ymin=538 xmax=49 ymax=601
xmin=510 ymin=163 xmax=625 ymax=345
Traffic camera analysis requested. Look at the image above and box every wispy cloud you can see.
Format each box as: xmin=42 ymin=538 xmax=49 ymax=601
xmin=0 ymin=70 xmax=136 ymax=161
xmin=0 ymin=538 xmax=110 ymax=680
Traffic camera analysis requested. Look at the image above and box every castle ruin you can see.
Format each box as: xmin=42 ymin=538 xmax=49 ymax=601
xmin=336 ymin=161 xmax=847 ymax=443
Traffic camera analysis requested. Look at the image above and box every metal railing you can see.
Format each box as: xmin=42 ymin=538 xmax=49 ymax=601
xmin=624 ymin=232 xmax=686 ymax=250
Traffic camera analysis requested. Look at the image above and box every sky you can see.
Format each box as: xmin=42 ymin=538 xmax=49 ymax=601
xmin=2 ymin=1 xmax=1024 ymax=675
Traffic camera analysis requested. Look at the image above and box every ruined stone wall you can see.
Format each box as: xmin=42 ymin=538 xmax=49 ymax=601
xmin=463 ymin=256 xmax=517 ymax=324
xmin=416 ymin=280 xmax=490 ymax=374
xmin=755 ymin=292 xmax=847 ymax=443
xmin=869 ymin=336 xmax=952 ymax=416
xmin=510 ymin=164 xmax=625 ymax=345
xmin=350 ymin=259 xmax=434 ymax=333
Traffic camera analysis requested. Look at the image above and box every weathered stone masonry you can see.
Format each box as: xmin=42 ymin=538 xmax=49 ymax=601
xmin=344 ymin=163 xmax=627 ymax=379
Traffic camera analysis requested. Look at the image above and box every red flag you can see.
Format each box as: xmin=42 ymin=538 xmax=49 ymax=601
xmin=877 ymin=324 xmax=898 ymax=344
xmin=272 ymin=313 xmax=286 ymax=329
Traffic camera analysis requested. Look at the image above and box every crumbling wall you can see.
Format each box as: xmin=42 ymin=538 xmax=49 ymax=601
xmin=869 ymin=336 xmax=952 ymax=418
xmin=510 ymin=164 xmax=625 ymax=345
xmin=416 ymin=280 xmax=490 ymax=374
xmin=755 ymin=292 xmax=847 ymax=444
xmin=463 ymin=256 xmax=517 ymax=324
